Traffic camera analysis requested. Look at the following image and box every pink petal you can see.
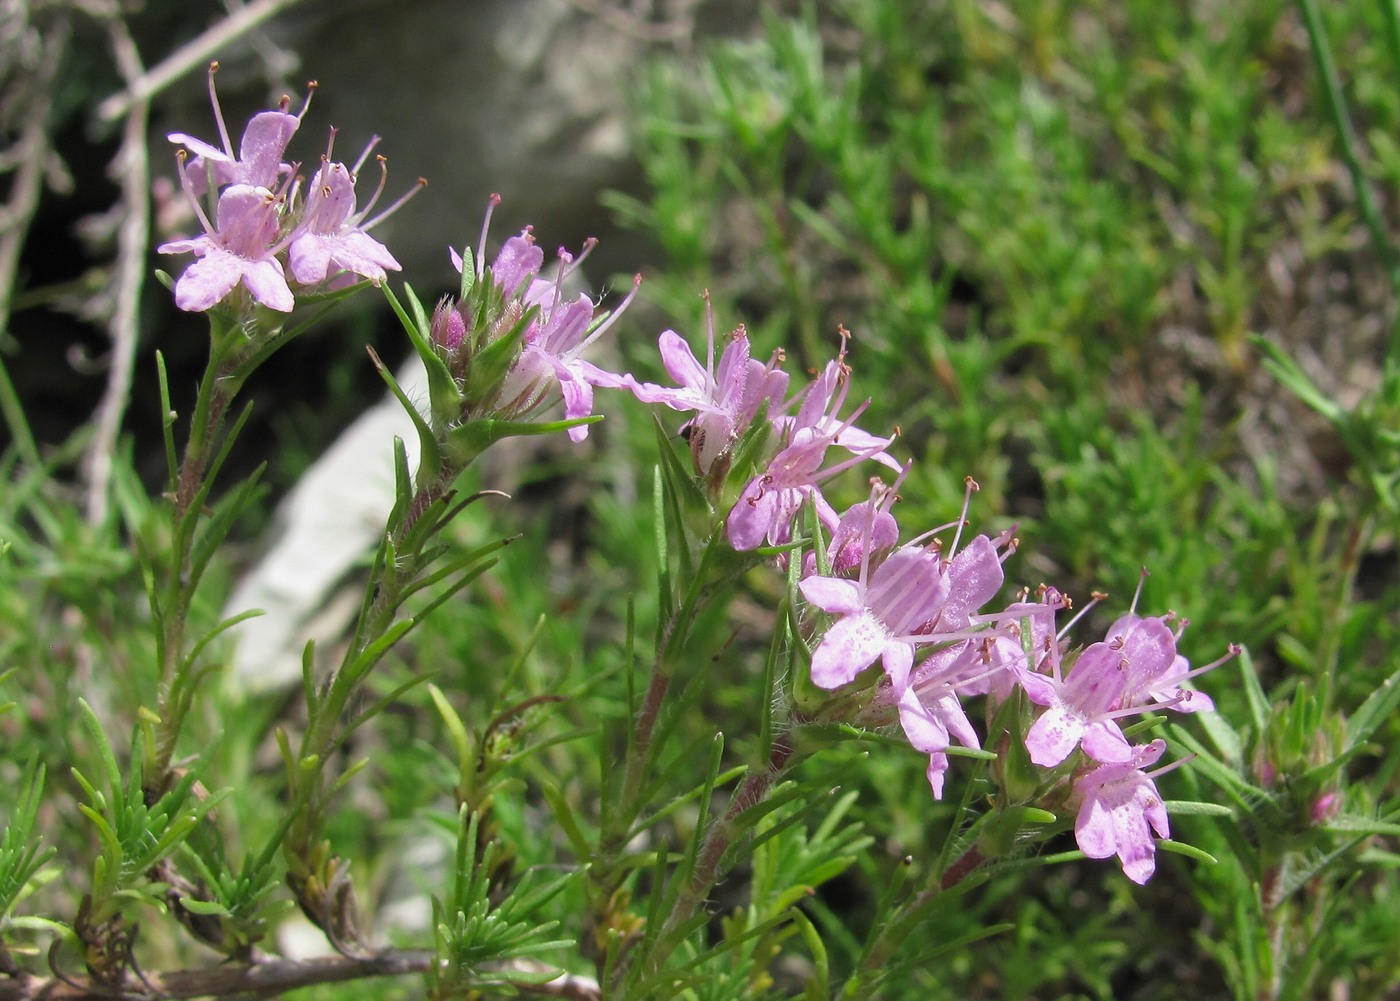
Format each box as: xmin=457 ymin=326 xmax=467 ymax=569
xmin=798 ymin=575 xmax=863 ymax=615
xmin=657 ymin=329 xmax=707 ymax=389
xmin=810 ymin=612 xmax=886 ymax=689
xmin=173 ymin=253 xmax=241 ymax=312
xmin=929 ymin=688 xmax=980 ymax=749
xmin=556 ymin=364 xmax=595 ymax=441
xmin=236 ymin=111 xmax=299 ymax=188
xmin=897 ymin=686 xmax=949 ymax=754
xmin=491 ymin=234 xmax=543 ymax=298
xmin=1109 ymin=803 xmax=1157 ymax=884
xmin=288 ymin=237 xmax=334 ymax=285
xmin=882 ymin=642 xmax=914 ymax=694
xmin=926 ymin=751 xmax=950 ymax=800
xmin=1017 ymin=669 xmax=1058 ymax=706
xmin=726 ymin=480 xmax=778 ymax=551
xmin=942 ymin=535 xmax=1005 ymax=626
xmin=1025 ymin=705 xmax=1083 ymax=767
xmin=714 ymin=335 xmax=752 ymax=410
xmin=1074 ymin=796 xmax=1117 ymax=861
xmin=1081 ymin=721 xmax=1133 ymax=763
xmin=241 ymin=258 xmax=294 ymax=312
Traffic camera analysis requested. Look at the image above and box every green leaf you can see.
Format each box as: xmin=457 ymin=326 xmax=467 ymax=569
xmin=444 ymin=414 xmax=602 ymax=468
xmin=1157 ymin=838 xmax=1218 ymax=866
xmin=1345 ymin=663 xmax=1400 ymax=754
xmin=1251 ymin=336 xmax=1344 ymax=424
xmin=540 ymin=781 xmax=593 ymax=857
xmin=368 ymin=345 xmax=442 ymax=484
xmin=1163 ymin=800 xmax=1235 ymax=817
xmin=1322 ymin=814 xmax=1400 ymax=837
xmin=383 ymin=282 xmax=463 ymax=428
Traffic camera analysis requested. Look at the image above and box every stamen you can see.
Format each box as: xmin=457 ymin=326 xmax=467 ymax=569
xmin=809 ymin=429 xmax=894 ymax=486
xmin=475 ymin=193 xmax=501 ymax=281
xmin=1130 ymin=567 xmax=1149 ymax=614
xmin=285 ymin=170 xmax=305 ymax=213
xmin=556 ymin=237 xmax=598 ymax=289
xmin=1057 ymin=592 xmax=1107 ymax=643
xmin=173 ymin=149 xmax=218 ymax=238
xmin=319 ymin=128 xmax=338 ymax=176
xmin=206 ymin=62 xmax=233 ymax=157
xmin=1145 ymin=753 xmax=1192 ymax=781
xmin=354 ymin=156 xmax=390 ymax=223
xmin=572 ymin=274 xmax=642 ymax=357
xmin=702 ymin=289 xmax=717 ymax=399
xmin=948 ymin=476 xmax=980 ymax=558
xmin=1175 ymin=644 xmax=1241 ymax=682
xmin=853 ymin=468 xmax=908 ymax=588
xmin=296 ymin=80 xmax=318 ymax=119
xmin=1102 ymin=695 xmax=1183 ymax=722
xmin=361 ymin=175 xmax=426 ymax=231
xmin=350 ymin=134 xmax=381 ymax=176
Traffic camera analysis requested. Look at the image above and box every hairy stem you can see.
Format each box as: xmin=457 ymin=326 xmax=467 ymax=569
xmin=654 ymin=735 xmax=795 ymax=956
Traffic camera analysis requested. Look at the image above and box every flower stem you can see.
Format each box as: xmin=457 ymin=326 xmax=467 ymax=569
xmin=846 ymin=843 xmax=986 ymax=994
xmin=652 ymin=735 xmax=795 ymax=962
xmin=148 ymin=343 xmax=239 ymax=790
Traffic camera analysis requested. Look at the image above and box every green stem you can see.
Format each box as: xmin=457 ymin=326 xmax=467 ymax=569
xmin=655 ymin=735 xmax=796 ymax=953
xmin=612 ymin=531 xmax=729 ymax=841
xmin=847 ymin=843 xmax=986 ymax=994
xmin=282 ymin=468 xmax=460 ymax=945
xmin=149 ymin=340 xmax=239 ymax=787
xmin=1315 ymin=513 xmax=1369 ymax=713
xmin=1380 ymin=0 xmax=1400 ymax=139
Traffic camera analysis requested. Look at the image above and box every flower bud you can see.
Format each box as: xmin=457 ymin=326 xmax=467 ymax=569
xmin=431 ymin=297 xmax=467 ymax=354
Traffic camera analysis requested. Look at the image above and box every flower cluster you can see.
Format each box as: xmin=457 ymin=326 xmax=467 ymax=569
xmin=159 ymin=63 xmax=417 ymax=314
xmin=426 ymin=199 xmax=639 ymax=440
xmin=615 ymin=315 xmax=1238 ymax=884
xmin=155 ymin=67 xmax=1236 ymax=882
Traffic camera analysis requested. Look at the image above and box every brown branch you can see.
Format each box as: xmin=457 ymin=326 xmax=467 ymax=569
xmin=0 ymin=952 xmax=602 ymax=1000
xmin=94 ymin=0 xmax=306 ymax=123
xmin=0 ymin=10 xmax=69 ymax=469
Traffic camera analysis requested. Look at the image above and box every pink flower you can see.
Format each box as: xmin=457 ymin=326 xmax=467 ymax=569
xmin=448 ymin=218 xmax=637 ymax=440
xmin=726 ymin=402 xmax=895 ymax=552
xmin=167 ymin=63 xmax=302 ymax=194
xmin=458 ymin=227 xmax=542 ymax=300
xmin=1073 ymin=739 xmax=1172 ymax=884
xmin=1104 ymin=613 xmax=1216 ymax=714
xmin=800 ymin=544 xmax=950 ymax=692
xmin=802 ymin=474 xmax=903 ymax=578
xmin=887 ymin=530 xmax=1013 ymax=798
xmin=896 ymin=679 xmax=980 ymax=800
xmin=1021 ymin=638 xmax=1137 ymax=767
xmin=725 ymin=428 xmax=845 ymax=550
xmin=503 ymin=246 xmax=637 ymax=442
xmin=798 ymin=479 xmax=1011 ymax=703
xmin=955 ymin=588 xmax=1064 ymax=703
xmin=158 ymin=182 xmax=292 ymax=313
xmin=774 ymin=336 xmax=900 ymax=472
xmin=628 ymin=297 xmax=788 ymax=475
xmin=287 ymin=147 xmax=403 ymax=286
xmin=1019 ymin=603 xmax=1233 ymax=769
